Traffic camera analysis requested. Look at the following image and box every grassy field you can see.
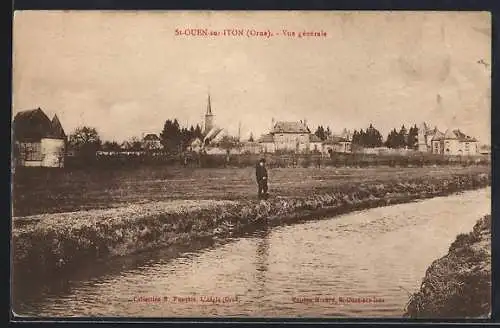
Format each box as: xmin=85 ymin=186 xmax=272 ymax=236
xmin=12 ymin=165 xmax=490 ymax=217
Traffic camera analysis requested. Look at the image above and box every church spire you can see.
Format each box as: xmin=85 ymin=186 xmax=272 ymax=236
xmin=206 ymin=93 xmax=212 ymax=115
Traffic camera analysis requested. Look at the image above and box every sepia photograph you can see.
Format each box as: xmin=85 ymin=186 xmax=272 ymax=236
xmin=11 ymin=10 xmax=491 ymax=318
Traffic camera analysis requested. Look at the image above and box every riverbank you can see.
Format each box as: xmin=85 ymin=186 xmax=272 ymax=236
xmin=12 ymin=171 xmax=490 ymax=282
xmin=404 ymin=214 xmax=491 ymax=318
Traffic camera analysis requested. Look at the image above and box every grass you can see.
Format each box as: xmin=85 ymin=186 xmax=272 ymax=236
xmin=404 ymin=215 xmax=491 ymax=318
xmin=12 ymin=165 xmax=490 ymax=217
xmin=11 ymin=165 xmax=491 ymax=287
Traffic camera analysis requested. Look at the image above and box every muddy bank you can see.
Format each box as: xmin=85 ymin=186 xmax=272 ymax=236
xmin=404 ymin=215 xmax=491 ymax=318
xmin=12 ymin=172 xmax=490 ymax=283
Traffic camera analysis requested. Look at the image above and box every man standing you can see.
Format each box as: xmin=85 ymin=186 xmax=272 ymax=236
xmin=256 ymin=158 xmax=269 ymax=199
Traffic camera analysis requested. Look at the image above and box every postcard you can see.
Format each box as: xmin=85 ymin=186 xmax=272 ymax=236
xmin=11 ymin=10 xmax=491 ymax=319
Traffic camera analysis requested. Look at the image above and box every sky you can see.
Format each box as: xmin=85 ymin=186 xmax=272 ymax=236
xmin=12 ymin=11 xmax=491 ymax=144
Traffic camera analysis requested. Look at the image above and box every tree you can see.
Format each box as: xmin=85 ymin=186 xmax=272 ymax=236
xmin=68 ymin=126 xmax=102 ymax=156
xmin=398 ymin=125 xmax=408 ymax=148
xmin=352 ymin=130 xmax=360 ymax=145
xmin=101 ymin=141 xmax=121 ymax=152
xmin=325 ymin=126 xmax=332 ymax=139
xmin=385 ymin=128 xmax=399 ymax=148
xmin=218 ymin=135 xmax=239 ymax=151
xmin=365 ymin=123 xmax=383 ymax=148
xmin=127 ymin=137 xmax=143 ymax=151
xmin=194 ymin=124 xmax=203 ymax=139
xmin=407 ymin=124 xmax=419 ymax=150
xmin=314 ymin=126 xmax=327 ymax=141
xmin=160 ymin=119 xmax=182 ymax=154
xmin=248 ymin=132 xmax=254 ymax=142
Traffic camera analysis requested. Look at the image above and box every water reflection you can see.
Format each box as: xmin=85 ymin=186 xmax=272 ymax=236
xmin=13 ymin=188 xmax=490 ymax=318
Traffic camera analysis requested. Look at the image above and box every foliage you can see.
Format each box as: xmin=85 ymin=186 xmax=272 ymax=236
xmin=352 ymin=124 xmax=383 ymax=148
xmin=68 ymin=126 xmax=102 ymax=154
xmin=314 ymin=125 xmax=332 ymax=141
xmin=159 ymin=120 xmax=204 ymax=154
xmin=101 ymin=141 xmax=122 ymax=152
xmin=385 ymin=124 xmax=419 ymax=149
xmin=217 ymin=135 xmax=239 ymax=151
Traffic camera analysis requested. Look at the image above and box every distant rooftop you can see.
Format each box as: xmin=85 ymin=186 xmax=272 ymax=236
xmin=13 ymin=107 xmax=66 ymax=141
xmin=272 ymin=121 xmax=310 ymax=134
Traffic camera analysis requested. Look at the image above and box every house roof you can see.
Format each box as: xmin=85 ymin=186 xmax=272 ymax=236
xmin=258 ymin=133 xmax=274 ymax=143
xmin=323 ymin=136 xmax=350 ymax=144
xmin=442 ymin=129 xmax=477 ymax=142
xmin=50 ymin=114 xmax=66 ymax=139
xmin=203 ymin=126 xmax=224 ymax=143
xmin=272 ymin=121 xmax=310 ymax=134
xmin=13 ymin=108 xmax=66 ymax=141
xmin=431 ymin=130 xmax=445 ymax=141
xmin=143 ymin=133 xmax=160 ymax=141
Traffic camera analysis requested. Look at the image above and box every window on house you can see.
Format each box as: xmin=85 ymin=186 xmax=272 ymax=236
xmin=24 ymin=142 xmax=42 ymax=161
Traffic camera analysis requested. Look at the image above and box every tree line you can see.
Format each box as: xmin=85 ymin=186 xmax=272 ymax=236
xmin=312 ymin=123 xmax=419 ymax=149
xmin=67 ymin=119 xmax=422 ymax=155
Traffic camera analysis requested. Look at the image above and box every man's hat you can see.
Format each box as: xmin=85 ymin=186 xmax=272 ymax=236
xmin=259 ymin=158 xmax=266 ymax=163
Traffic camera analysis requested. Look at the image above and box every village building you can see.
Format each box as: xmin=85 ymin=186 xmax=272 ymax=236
xmin=323 ymin=136 xmax=352 ymax=154
xmin=432 ymin=129 xmax=479 ymax=156
xmin=418 ymin=122 xmax=479 ymax=156
xmin=256 ymin=119 xmax=323 ymax=153
xmin=189 ymin=94 xmax=227 ymax=152
xmin=240 ymin=141 xmax=262 ymax=154
xmin=418 ymin=123 xmax=444 ymax=152
xmin=13 ymin=107 xmax=67 ymax=168
xmin=321 ymin=129 xmax=353 ymax=155
xmin=142 ymin=133 xmax=162 ymax=151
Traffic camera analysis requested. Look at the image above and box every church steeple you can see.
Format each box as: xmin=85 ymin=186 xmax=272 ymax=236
xmin=204 ymin=93 xmax=214 ymax=134
xmin=206 ymin=93 xmax=212 ymax=115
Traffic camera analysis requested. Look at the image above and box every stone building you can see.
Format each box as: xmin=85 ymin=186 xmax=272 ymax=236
xmin=257 ymin=119 xmax=322 ymax=153
xmin=432 ymin=129 xmax=479 ymax=156
xmin=13 ymin=107 xmax=66 ymax=167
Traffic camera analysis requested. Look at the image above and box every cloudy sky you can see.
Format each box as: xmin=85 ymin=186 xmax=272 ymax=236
xmin=12 ymin=11 xmax=491 ymax=143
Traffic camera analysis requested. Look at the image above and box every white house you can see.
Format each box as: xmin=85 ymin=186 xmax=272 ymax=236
xmin=432 ymin=129 xmax=479 ymax=155
xmin=13 ymin=108 xmax=66 ymax=168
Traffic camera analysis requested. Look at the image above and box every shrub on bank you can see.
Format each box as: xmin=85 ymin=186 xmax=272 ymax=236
xmin=404 ymin=215 xmax=491 ymax=318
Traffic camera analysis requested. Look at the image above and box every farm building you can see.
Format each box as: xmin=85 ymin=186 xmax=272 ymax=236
xmin=13 ymin=107 xmax=66 ymax=168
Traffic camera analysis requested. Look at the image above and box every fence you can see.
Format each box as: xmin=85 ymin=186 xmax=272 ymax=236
xmin=62 ymin=151 xmax=490 ymax=169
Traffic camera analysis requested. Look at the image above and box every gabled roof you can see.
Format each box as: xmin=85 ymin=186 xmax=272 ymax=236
xmin=258 ymin=133 xmax=274 ymax=143
xmin=143 ymin=133 xmax=160 ymax=141
xmin=13 ymin=107 xmax=66 ymax=141
xmin=203 ymin=126 xmax=224 ymax=143
xmin=431 ymin=130 xmax=445 ymax=141
xmin=49 ymin=114 xmax=66 ymax=139
xmin=442 ymin=129 xmax=478 ymax=142
xmin=272 ymin=121 xmax=310 ymax=134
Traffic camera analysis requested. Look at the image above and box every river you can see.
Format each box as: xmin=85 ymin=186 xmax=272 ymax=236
xmin=14 ymin=188 xmax=490 ymax=318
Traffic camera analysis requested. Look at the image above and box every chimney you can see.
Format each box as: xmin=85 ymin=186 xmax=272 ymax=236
xmin=303 ymin=119 xmax=307 ymax=127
